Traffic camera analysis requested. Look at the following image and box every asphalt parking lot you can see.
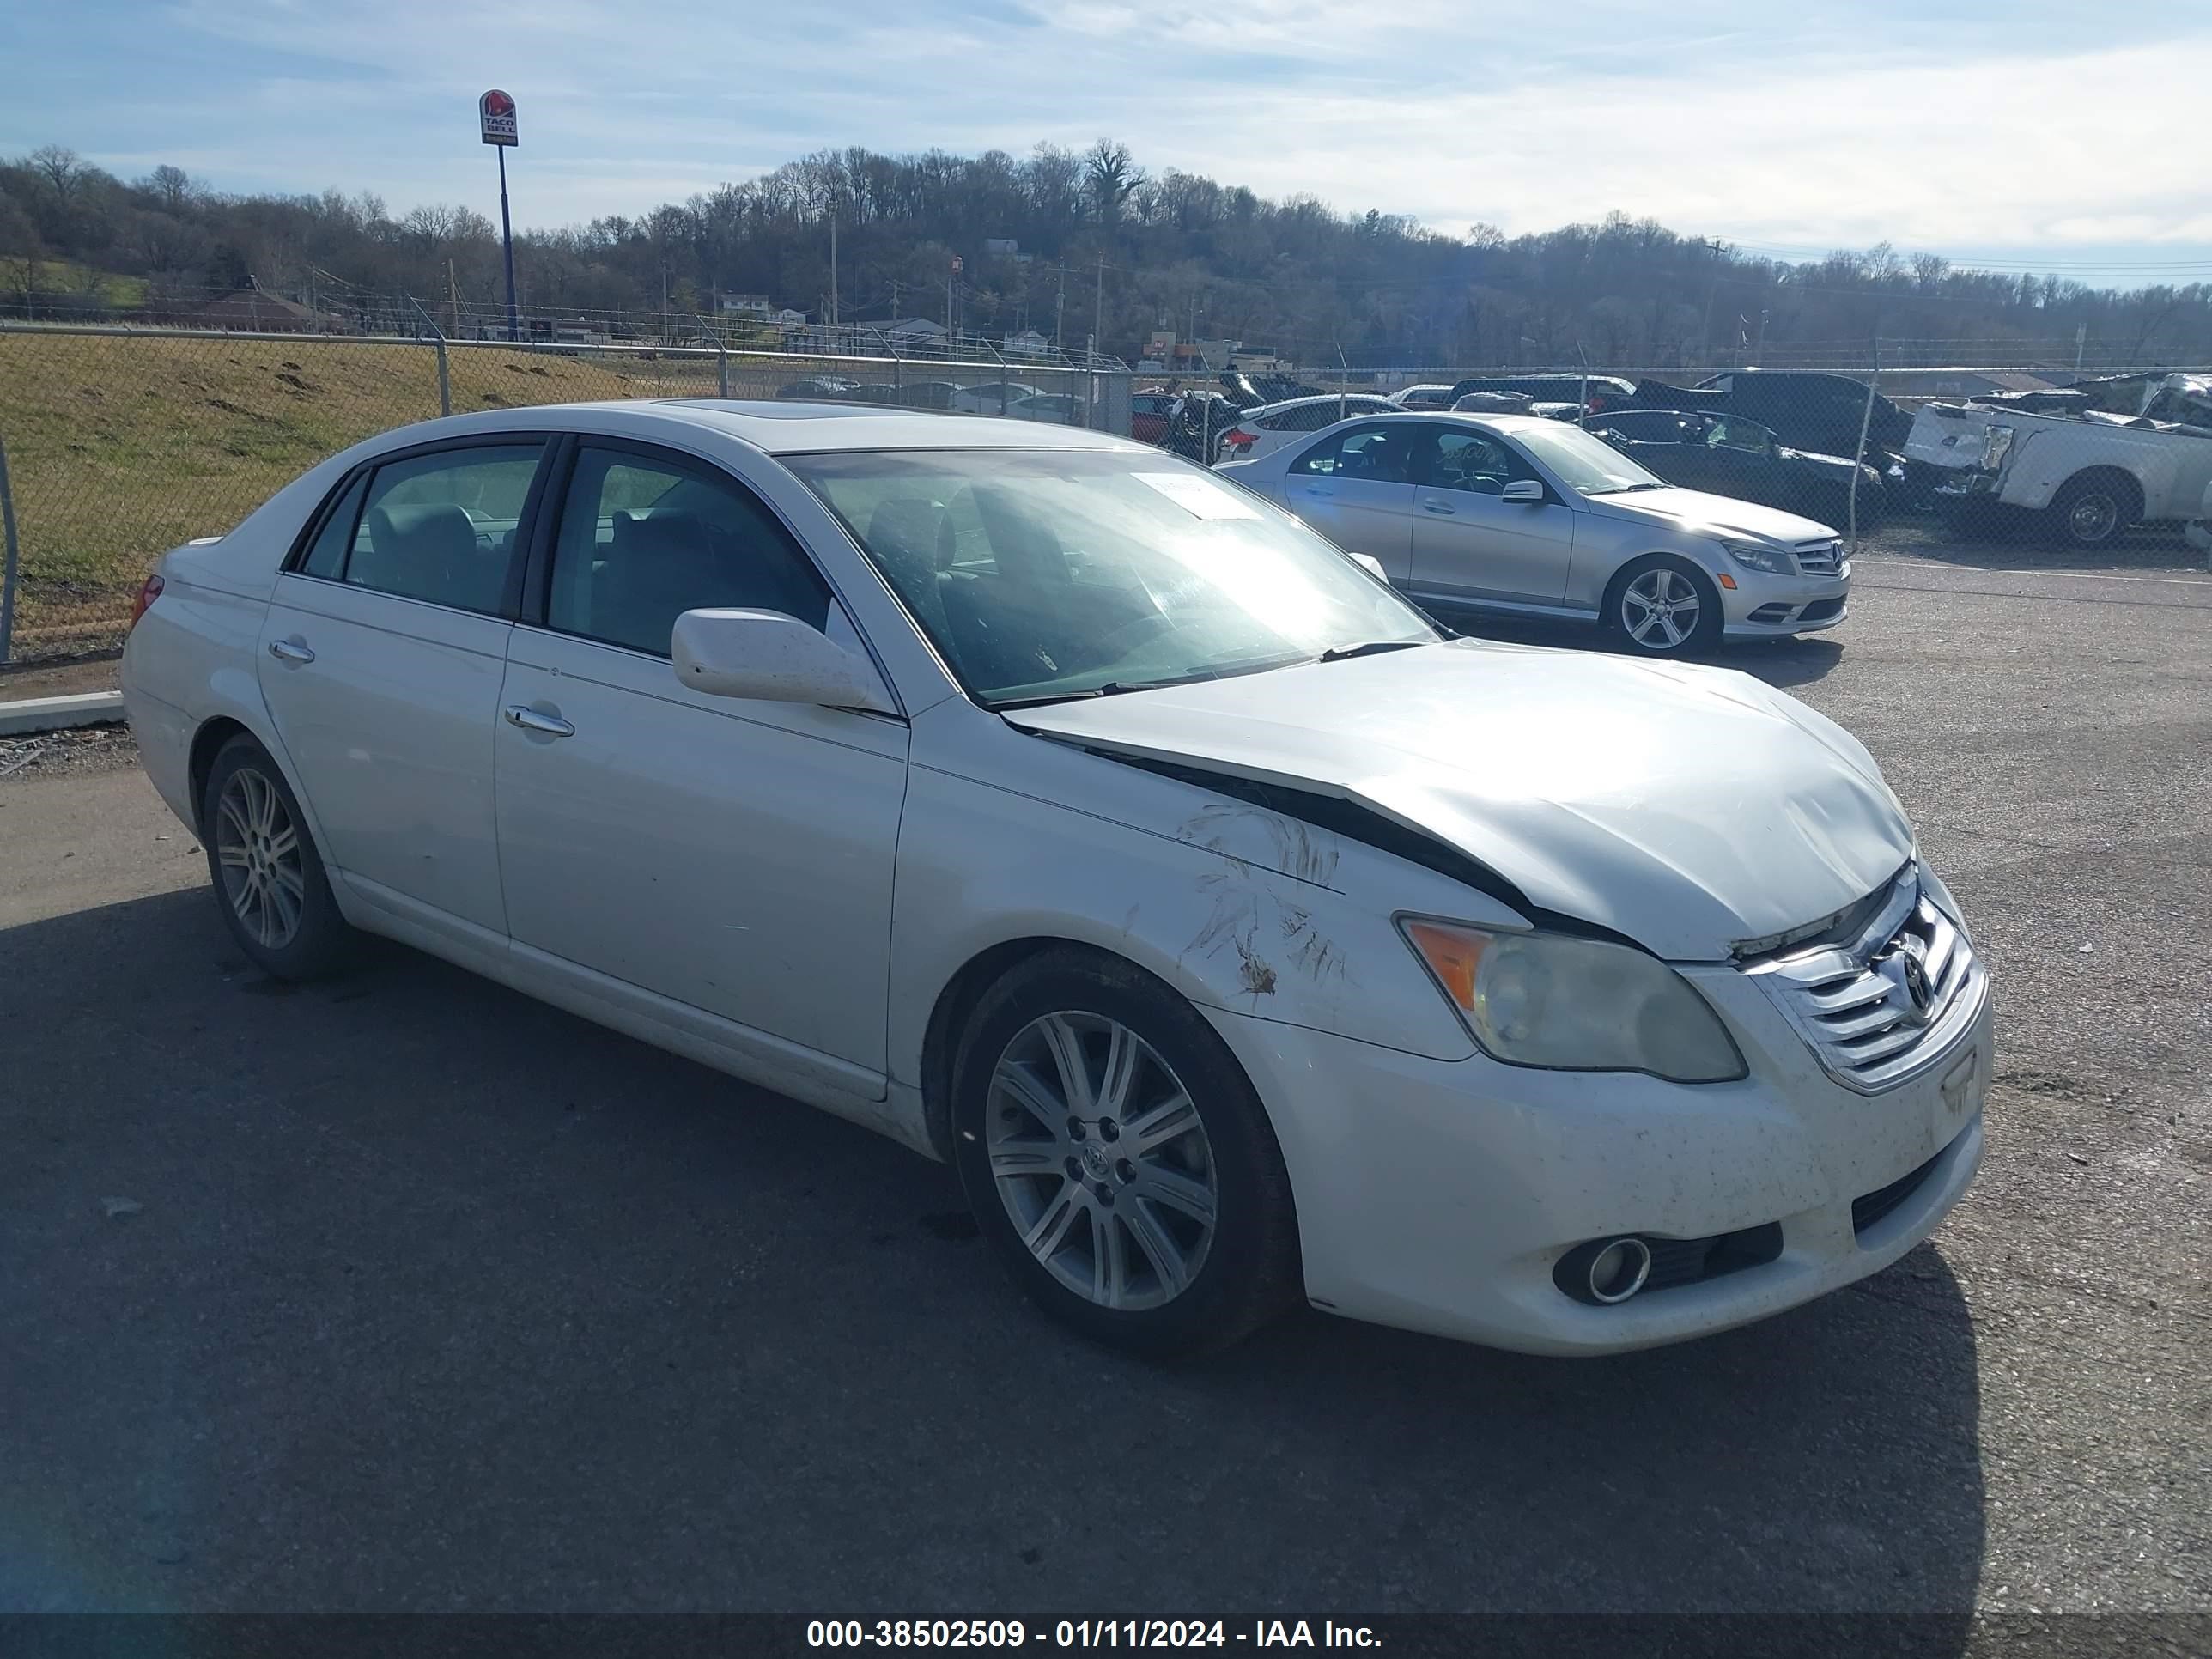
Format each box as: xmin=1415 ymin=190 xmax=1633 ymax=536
xmin=1 ymin=526 xmax=2207 ymax=1632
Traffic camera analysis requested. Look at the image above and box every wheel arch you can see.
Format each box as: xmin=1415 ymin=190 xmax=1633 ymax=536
xmin=186 ymin=716 xmax=256 ymax=835
xmin=918 ymin=935 xmax=1190 ymax=1163
xmin=2055 ymin=465 xmax=2144 ymax=523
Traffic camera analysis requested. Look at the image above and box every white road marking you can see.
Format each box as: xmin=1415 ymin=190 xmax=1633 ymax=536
xmin=1850 ymin=558 xmax=2212 ymax=587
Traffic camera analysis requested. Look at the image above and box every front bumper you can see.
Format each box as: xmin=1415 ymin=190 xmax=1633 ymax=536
xmin=1202 ymin=954 xmax=1991 ymax=1355
xmin=1719 ymin=562 xmax=1851 ymax=639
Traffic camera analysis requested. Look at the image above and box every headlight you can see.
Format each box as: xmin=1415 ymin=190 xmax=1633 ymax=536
xmin=1721 ymin=538 xmax=1794 ymax=574
xmin=1979 ymin=424 xmax=2015 ymax=470
xmin=1400 ymin=919 xmax=1747 ymax=1083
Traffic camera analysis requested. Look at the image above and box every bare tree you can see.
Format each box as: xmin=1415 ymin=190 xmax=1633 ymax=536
xmin=141 ymin=164 xmax=196 ymax=214
xmin=29 ymin=144 xmax=88 ymax=203
xmin=1084 ymin=139 xmax=1146 ymax=227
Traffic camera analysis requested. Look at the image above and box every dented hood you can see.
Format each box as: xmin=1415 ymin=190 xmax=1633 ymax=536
xmin=1009 ymin=641 xmax=1913 ymax=961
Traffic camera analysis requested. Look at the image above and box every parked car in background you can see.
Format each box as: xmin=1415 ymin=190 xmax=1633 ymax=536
xmin=1448 ymin=374 xmax=1638 ymax=416
xmin=894 ymin=380 xmax=964 ymax=410
xmin=1695 ymin=370 xmax=1914 ymax=459
xmin=1622 ymin=373 xmax=1913 ymax=485
xmin=120 ymin=399 xmax=1983 ymax=1358
xmin=1589 ymin=410 xmax=1887 ymax=530
xmin=1132 ymin=391 xmax=1177 ymax=445
xmin=951 ymin=381 xmax=1047 ymax=414
xmin=1214 ymin=394 xmax=1404 ymax=465
xmin=843 ymin=384 xmax=901 ymax=405
xmin=1221 ymin=411 xmax=1850 ymax=655
xmin=1006 ymin=392 xmax=1081 ymax=424
xmin=1392 ymin=384 xmax=1458 ymax=410
xmin=778 ymin=377 xmax=858 ymax=400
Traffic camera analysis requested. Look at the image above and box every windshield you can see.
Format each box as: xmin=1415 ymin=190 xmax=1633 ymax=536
xmin=1512 ymin=423 xmax=1669 ymax=495
xmin=790 ymin=448 xmax=1439 ymax=706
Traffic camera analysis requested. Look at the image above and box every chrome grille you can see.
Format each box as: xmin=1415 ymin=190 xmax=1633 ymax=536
xmin=1794 ymin=538 xmax=1844 ymax=574
xmin=1748 ymin=872 xmax=1985 ymax=1094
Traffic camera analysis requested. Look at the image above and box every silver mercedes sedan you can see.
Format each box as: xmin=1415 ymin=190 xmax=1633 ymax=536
xmin=1219 ymin=412 xmax=1851 ymax=655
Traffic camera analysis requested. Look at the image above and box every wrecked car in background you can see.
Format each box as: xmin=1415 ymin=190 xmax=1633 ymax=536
xmin=1906 ymin=373 xmax=2212 ymax=550
xmin=1589 ymin=410 xmax=1887 ymax=530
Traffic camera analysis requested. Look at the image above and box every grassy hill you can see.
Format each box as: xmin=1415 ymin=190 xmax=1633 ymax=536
xmin=0 ymin=330 xmax=720 ymax=654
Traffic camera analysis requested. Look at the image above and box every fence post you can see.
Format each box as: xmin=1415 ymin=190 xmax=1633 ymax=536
xmin=690 ymin=313 xmax=728 ymax=396
xmin=0 ymin=434 xmax=19 ymax=667
xmin=409 ymin=295 xmax=452 ymax=418
xmin=1849 ymin=338 xmax=1881 ymax=557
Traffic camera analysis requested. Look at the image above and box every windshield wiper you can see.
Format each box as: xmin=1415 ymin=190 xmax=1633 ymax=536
xmin=992 ymin=678 xmax=1192 ymax=710
xmin=1318 ymin=639 xmax=1425 ymax=663
xmin=1586 ymin=482 xmax=1667 ymax=495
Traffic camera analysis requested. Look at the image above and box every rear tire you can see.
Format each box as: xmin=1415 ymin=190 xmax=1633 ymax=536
xmin=200 ymin=734 xmax=354 ymax=981
xmin=1605 ymin=556 xmax=1723 ymax=657
xmin=2045 ymin=471 xmax=2139 ymax=552
xmin=950 ymin=948 xmax=1302 ymax=1358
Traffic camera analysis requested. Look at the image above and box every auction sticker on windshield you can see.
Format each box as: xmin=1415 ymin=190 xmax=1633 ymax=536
xmin=1133 ymin=472 xmax=1261 ymax=519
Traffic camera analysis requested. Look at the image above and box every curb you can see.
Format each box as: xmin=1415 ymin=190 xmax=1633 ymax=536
xmin=0 ymin=690 xmax=127 ymax=738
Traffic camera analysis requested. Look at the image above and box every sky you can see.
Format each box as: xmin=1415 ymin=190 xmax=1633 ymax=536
xmin=5 ymin=0 xmax=2211 ymax=287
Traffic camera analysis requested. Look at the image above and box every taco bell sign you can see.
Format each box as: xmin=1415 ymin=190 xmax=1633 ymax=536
xmin=479 ymin=89 xmax=518 ymax=147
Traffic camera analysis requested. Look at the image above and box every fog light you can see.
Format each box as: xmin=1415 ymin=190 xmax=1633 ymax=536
xmin=1587 ymin=1237 xmax=1651 ymax=1303
xmin=1554 ymin=1235 xmax=1655 ymax=1305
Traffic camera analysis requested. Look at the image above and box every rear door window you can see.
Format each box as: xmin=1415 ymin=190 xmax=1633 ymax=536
xmin=1291 ymin=422 xmax=1415 ymax=481
xmin=341 ymin=443 xmax=544 ymax=615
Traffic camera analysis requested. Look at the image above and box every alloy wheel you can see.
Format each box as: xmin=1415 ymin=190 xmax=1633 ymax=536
xmin=985 ymin=1011 xmax=1218 ymax=1311
xmin=215 ymin=766 xmax=305 ymax=950
xmin=1620 ymin=567 xmax=1702 ymax=651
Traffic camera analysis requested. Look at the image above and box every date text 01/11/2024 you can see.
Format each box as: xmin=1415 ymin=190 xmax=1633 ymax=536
xmin=805 ymin=1620 xmax=1382 ymax=1648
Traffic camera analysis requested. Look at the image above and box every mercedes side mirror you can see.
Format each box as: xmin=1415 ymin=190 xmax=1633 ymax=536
xmin=1501 ymin=479 xmax=1546 ymax=504
xmin=671 ymin=608 xmax=896 ymax=714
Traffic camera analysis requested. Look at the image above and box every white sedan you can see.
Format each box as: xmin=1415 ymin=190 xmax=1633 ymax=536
xmin=1213 ymin=394 xmax=1403 ymax=465
xmin=121 ymin=400 xmax=1990 ymax=1357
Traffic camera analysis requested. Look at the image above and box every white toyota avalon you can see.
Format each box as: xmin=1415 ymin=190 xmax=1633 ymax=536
xmin=120 ymin=400 xmax=1990 ymax=1358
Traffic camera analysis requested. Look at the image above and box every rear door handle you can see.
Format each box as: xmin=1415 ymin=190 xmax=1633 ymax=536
xmin=267 ymin=638 xmax=316 ymax=664
xmin=505 ymin=705 xmax=574 ymax=738
xmin=1421 ymin=498 xmax=1457 ymax=515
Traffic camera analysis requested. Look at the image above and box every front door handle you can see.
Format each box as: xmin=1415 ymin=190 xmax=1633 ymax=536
xmin=505 ymin=704 xmax=574 ymax=738
xmin=1421 ymin=498 xmax=1457 ymax=515
xmin=1302 ymin=485 xmax=1336 ymax=498
xmin=267 ymin=638 xmax=316 ymax=664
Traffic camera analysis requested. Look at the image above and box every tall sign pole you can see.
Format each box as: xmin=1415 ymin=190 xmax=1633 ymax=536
xmin=478 ymin=89 xmax=520 ymax=342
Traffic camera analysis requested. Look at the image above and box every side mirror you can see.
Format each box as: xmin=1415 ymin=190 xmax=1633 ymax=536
xmin=671 ymin=608 xmax=897 ymax=714
xmin=1500 ymin=479 xmax=1546 ymax=504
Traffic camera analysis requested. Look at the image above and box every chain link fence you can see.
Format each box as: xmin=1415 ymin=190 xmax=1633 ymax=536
xmin=5 ymin=325 xmax=2206 ymax=663
xmin=0 ymin=324 xmax=1119 ymax=662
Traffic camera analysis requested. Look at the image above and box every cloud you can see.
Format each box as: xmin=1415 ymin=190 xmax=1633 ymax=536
xmin=4 ymin=0 xmax=2208 ymax=278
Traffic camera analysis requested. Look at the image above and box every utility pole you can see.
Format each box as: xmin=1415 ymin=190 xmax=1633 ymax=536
xmin=1054 ymin=265 xmax=1066 ymax=350
xmin=1094 ymin=258 xmax=1106 ymax=361
xmin=890 ymin=279 xmax=901 ymax=323
xmin=829 ymin=209 xmax=839 ymax=328
xmin=447 ymin=258 xmax=459 ymax=338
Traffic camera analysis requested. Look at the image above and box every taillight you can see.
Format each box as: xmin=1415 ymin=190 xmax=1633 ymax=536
xmin=129 ymin=571 xmax=164 ymax=631
xmin=1223 ymin=428 xmax=1258 ymax=450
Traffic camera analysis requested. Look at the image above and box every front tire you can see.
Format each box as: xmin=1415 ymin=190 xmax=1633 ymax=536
xmin=950 ymin=949 xmax=1301 ymax=1358
xmin=1606 ymin=556 xmax=1722 ymax=657
xmin=200 ymin=734 xmax=354 ymax=980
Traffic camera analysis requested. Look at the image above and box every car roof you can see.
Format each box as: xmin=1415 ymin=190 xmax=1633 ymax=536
xmin=375 ymin=399 xmax=1139 ymax=457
